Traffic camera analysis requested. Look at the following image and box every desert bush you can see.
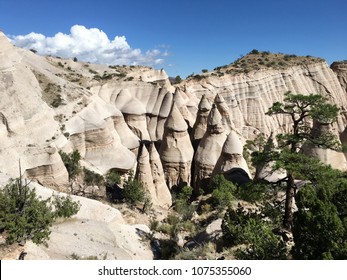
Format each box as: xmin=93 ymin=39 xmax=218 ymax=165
xmin=222 ymin=206 xmax=287 ymax=259
xmin=59 ymin=150 xmax=81 ymax=180
xmin=250 ymin=49 xmax=259 ymax=54
xmin=51 ymin=94 xmax=63 ymax=108
xmin=122 ymin=171 xmax=145 ymax=205
xmin=83 ymin=168 xmax=104 ymax=186
xmin=209 ymin=174 xmax=236 ymax=210
xmin=174 ymin=185 xmax=196 ymax=220
xmin=52 ymin=194 xmax=80 ymax=218
xmin=0 ymin=178 xmax=80 ymax=244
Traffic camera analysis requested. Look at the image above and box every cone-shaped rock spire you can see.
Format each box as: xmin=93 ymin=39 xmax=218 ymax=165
xmin=213 ymin=130 xmax=251 ymax=180
xmin=193 ymin=103 xmax=228 ymax=190
xmin=214 ymin=93 xmax=235 ymax=131
xmin=192 ymin=95 xmax=212 ymax=141
xmin=159 ymin=103 xmax=194 ymax=188
xmin=149 ymin=143 xmax=172 ymax=208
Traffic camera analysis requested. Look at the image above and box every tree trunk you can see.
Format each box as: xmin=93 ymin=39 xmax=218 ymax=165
xmin=283 ymin=173 xmax=295 ymax=231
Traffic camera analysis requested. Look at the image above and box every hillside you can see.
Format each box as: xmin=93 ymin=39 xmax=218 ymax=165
xmin=1 ymin=32 xmax=347 ymax=259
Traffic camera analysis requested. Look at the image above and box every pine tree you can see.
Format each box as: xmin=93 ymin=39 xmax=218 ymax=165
xmin=254 ymin=92 xmax=341 ymax=231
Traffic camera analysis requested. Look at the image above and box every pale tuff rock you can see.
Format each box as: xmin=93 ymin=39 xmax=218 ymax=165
xmin=0 ymin=33 xmax=60 ymax=180
xmin=183 ymin=62 xmax=347 ymax=137
xmin=213 ymin=130 xmax=251 ymax=177
xmin=159 ymin=104 xmax=194 ymax=188
xmin=331 ymin=61 xmax=347 ymax=95
xmin=93 ymin=95 xmax=140 ymax=151
xmin=207 ymin=104 xmax=224 ymax=131
xmin=24 ymin=146 xmax=69 ymax=191
xmin=192 ymin=95 xmax=212 ymax=142
xmin=115 ymin=88 xmax=150 ymax=141
xmin=65 ymin=100 xmax=136 ymax=173
xmin=164 ymin=103 xmax=188 ymax=132
xmin=135 ymin=145 xmax=155 ymax=199
xmin=111 ymin=115 xmax=140 ymax=151
xmin=136 ymin=144 xmax=172 ymax=209
xmin=214 ymin=93 xmax=236 ymax=131
xmin=302 ymin=120 xmax=347 ymax=171
xmin=148 ymin=142 xmax=172 ymax=208
xmin=20 ymin=181 xmax=152 ymax=260
xmin=194 ymin=104 xmax=228 ymax=189
xmin=155 ymin=91 xmax=173 ymax=140
xmin=173 ymin=87 xmax=196 ymax=127
xmin=0 ymin=32 xmax=21 ymax=71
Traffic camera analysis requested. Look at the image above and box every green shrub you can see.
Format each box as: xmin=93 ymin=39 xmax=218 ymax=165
xmin=105 ymin=170 xmax=121 ymax=187
xmin=174 ymin=185 xmax=196 ymax=220
xmin=123 ymin=171 xmax=145 ymax=205
xmin=59 ymin=150 xmax=81 ymax=180
xmin=63 ymin=132 xmax=70 ymax=138
xmin=209 ymin=174 xmax=236 ymax=210
xmin=116 ymin=72 xmax=127 ymax=79
xmin=51 ymin=94 xmax=63 ymax=108
xmin=222 ymin=206 xmax=287 ymax=259
xmin=52 ymin=195 xmax=80 ymax=218
xmin=105 ymin=170 xmax=122 ymax=201
xmin=250 ymin=49 xmax=259 ymax=54
xmin=172 ymin=75 xmax=182 ymax=84
xmin=149 ymin=219 xmax=159 ymax=231
xmin=0 ymin=178 xmax=80 ymax=244
xmin=83 ymin=168 xmax=104 ymax=186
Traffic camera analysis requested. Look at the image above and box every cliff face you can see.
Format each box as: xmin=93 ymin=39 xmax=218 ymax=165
xmin=1 ymin=32 xmax=347 ymax=205
xmin=331 ymin=61 xmax=347 ymax=96
xmin=182 ymin=61 xmax=347 ymax=138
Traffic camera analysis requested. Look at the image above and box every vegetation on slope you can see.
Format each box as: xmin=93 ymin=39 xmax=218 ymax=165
xmin=147 ymin=92 xmax=347 ymax=260
xmin=186 ymin=50 xmax=325 ymax=80
xmin=0 ymin=175 xmax=80 ymax=245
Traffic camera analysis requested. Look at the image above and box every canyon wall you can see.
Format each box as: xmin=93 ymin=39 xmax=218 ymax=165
xmin=1 ymin=32 xmax=347 ymax=207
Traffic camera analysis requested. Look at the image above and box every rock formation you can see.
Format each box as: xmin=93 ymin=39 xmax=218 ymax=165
xmin=115 ymin=88 xmax=151 ymax=141
xmin=65 ymin=100 xmax=136 ymax=174
xmin=194 ymin=104 xmax=228 ymax=190
xmin=24 ymin=146 xmax=69 ymax=191
xmin=159 ymin=104 xmax=194 ymax=188
xmin=135 ymin=144 xmax=172 ymax=208
xmin=173 ymin=87 xmax=196 ymax=127
xmin=1 ymin=30 xmax=347 ymax=199
xmin=0 ymin=32 xmax=68 ymax=183
xmin=302 ymin=120 xmax=347 ymax=171
xmin=213 ymin=130 xmax=251 ymax=183
xmin=331 ymin=61 xmax=347 ymax=95
xmin=214 ymin=93 xmax=236 ymax=131
xmin=3 ymin=31 xmax=347 ymax=259
xmin=192 ymin=95 xmax=211 ymax=143
xmin=182 ymin=61 xmax=347 ymax=137
xmin=148 ymin=143 xmax=172 ymax=208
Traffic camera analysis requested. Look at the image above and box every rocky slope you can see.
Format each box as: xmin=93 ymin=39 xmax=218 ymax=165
xmin=1 ymin=33 xmax=347 ymax=258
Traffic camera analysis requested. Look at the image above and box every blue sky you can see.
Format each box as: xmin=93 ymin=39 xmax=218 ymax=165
xmin=1 ymin=0 xmax=346 ymax=78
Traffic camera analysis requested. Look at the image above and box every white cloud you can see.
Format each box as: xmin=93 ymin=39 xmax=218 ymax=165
xmin=10 ymin=25 xmax=165 ymax=66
